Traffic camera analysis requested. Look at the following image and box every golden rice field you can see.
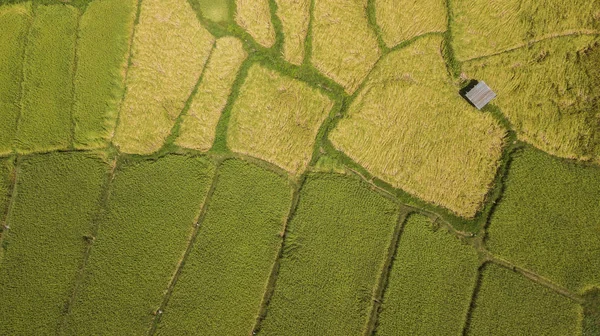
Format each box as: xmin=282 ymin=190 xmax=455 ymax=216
xmin=235 ymin=0 xmax=276 ymax=48
xmin=375 ymin=0 xmax=447 ymax=47
xmin=113 ymin=0 xmax=214 ymax=154
xmin=329 ymin=35 xmax=506 ymax=218
xmin=311 ymin=0 xmax=381 ymax=94
xmin=227 ymin=64 xmax=333 ymax=174
xmin=274 ymin=0 xmax=310 ymax=65
xmin=176 ymin=37 xmax=247 ymax=151
xmin=450 ymin=0 xmax=600 ymax=61
xmin=0 ymin=0 xmax=598 ymax=334
xmin=463 ymin=35 xmax=600 ymax=164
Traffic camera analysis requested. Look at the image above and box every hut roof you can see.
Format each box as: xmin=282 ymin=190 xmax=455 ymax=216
xmin=465 ymin=81 xmax=496 ymax=110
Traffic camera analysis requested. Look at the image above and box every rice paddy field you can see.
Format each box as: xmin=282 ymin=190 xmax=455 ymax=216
xmin=0 ymin=0 xmax=598 ymax=334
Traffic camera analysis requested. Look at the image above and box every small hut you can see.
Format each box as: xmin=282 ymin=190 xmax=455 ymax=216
xmin=464 ymin=81 xmax=496 ymax=110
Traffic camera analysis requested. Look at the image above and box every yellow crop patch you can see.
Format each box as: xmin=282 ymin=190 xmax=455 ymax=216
xmin=274 ymin=0 xmax=310 ymax=65
xmin=375 ymin=0 xmax=447 ymax=48
xmin=450 ymin=0 xmax=600 ymax=61
xmin=227 ymin=64 xmax=333 ymax=174
xmin=235 ymin=0 xmax=276 ymax=48
xmin=463 ymin=35 xmax=600 ymax=164
xmin=329 ymin=35 xmax=506 ymax=218
xmin=311 ymin=0 xmax=381 ymax=94
xmin=176 ymin=37 xmax=247 ymax=151
xmin=113 ymin=0 xmax=214 ymax=154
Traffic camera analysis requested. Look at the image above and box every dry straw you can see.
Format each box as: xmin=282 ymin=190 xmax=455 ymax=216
xmin=235 ymin=0 xmax=276 ymax=48
xmin=274 ymin=0 xmax=310 ymax=65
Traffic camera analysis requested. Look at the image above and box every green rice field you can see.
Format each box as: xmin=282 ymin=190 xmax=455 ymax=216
xmin=0 ymin=0 xmax=597 ymax=334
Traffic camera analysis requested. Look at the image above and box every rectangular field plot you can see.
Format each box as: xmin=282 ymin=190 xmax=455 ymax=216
xmin=450 ymin=0 xmax=600 ymax=61
xmin=113 ymin=0 xmax=214 ymax=154
xmin=0 ymin=153 xmax=108 ymax=335
xmin=486 ymin=146 xmax=600 ymax=292
xmin=156 ymin=159 xmax=292 ymax=335
xmin=259 ymin=174 xmax=400 ymax=335
xmin=176 ymin=37 xmax=247 ymax=151
xmin=375 ymin=214 xmax=479 ymax=336
xmin=466 ymin=263 xmax=581 ymax=335
xmin=63 ymin=155 xmax=215 ymax=335
xmin=15 ymin=4 xmax=78 ymax=153
xmin=72 ymin=0 xmax=137 ymax=149
xmin=0 ymin=3 xmax=30 ymax=154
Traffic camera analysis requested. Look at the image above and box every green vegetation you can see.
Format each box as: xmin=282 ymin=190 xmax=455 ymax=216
xmin=113 ymin=0 xmax=214 ymax=154
xmin=0 ymin=158 xmax=12 ymax=216
xmin=228 ymin=64 xmax=333 ymax=175
xmin=486 ymin=146 xmax=600 ymax=292
xmin=156 ymin=159 xmax=292 ymax=335
xmin=15 ymin=4 xmax=78 ymax=153
xmin=72 ymin=0 xmax=137 ymax=149
xmin=0 ymin=153 xmax=108 ymax=335
xmin=0 ymin=3 xmax=30 ymax=154
xmin=196 ymin=0 xmax=230 ymax=22
xmin=63 ymin=155 xmax=215 ymax=335
xmin=259 ymin=174 xmax=400 ymax=335
xmin=329 ymin=35 xmax=506 ymax=218
xmin=583 ymin=288 xmax=600 ymax=336
xmin=375 ymin=214 xmax=479 ymax=336
xmin=450 ymin=0 xmax=600 ymax=61
xmin=464 ymin=36 xmax=600 ymax=163
xmin=467 ymin=263 xmax=581 ymax=335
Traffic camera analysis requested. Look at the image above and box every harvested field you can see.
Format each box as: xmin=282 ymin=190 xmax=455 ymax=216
xmin=0 ymin=3 xmax=30 ymax=155
xmin=72 ymin=0 xmax=137 ymax=149
xmin=311 ymin=0 xmax=381 ymax=93
xmin=467 ymin=263 xmax=581 ymax=335
xmin=113 ymin=0 xmax=214 ymax=154
xmin=176 ymin=37 xmax=247 ymax=151
xmin=156 ymin=159 xmax=292 ymax=335
xmin=374 ymin=0 xmax=447 ymax=47
xmin=274 ymin=0 xmax=310 ymax=65
xmin=463 ymin=36 xmax=600 ymax=164
xmin=0 ymin=153 xmax=108 ymax=335
xmin=197 ymin=0 xmax=230 ymax=22
xmin=376 ymin=214 xmax=479 ymax=336
xmin=15 ymin=4 xmax=78 ymax=153
xmin=235 ymin=0 xmax=275 ymax=48
xmin=259 ymin=174 xmax=400 ymax=335
xmin=450 ymin=0 xmax=600 ymax=61
xmin=486 ymin=146 xmax=600 ymax=292
xmin=228 ymin=64 xmax=333 ymax=175
xmin=329 ymin=35 xmax=506 ymax=218
xmin=63 ymin=155 xmax=215 ymax=335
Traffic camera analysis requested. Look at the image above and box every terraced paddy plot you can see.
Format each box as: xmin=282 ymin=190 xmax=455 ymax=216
xmin=63 ymin=155 xmax=215 ymax=335
xmin=0 ymin=153 xmax=108 ymax=335
xmin=464 ymin=36 xmax=600 ymax=163
xmin=15 ymin=4 xmax=78 ymax=153
xmin=450 ymin=0 xmax=600 ymax=61
xmin=467 ymin=263 xmax=581 ymax=335
xmin=311 ymin=0 xmax=380 ymax=93
xmin=274 ymin=0 xmax=310 ymax=65
xmin=113 ymin=0 xmax=214 ymax=154
xmin=259 ymin=174 xmax=400 ymax=335
xmin=228 ymin=65 xmax=333 ymax=175
xmin=374 ymin=0 xmax=447 ymax=47
xmin=485 ymin=146 xmax=600 ymax=292
xmin=176 ymin=37 xmax=247 ymax=151
xmin=197 ymin=0 xmax=229 ymax=22
xmin=0 ymin=3 xmax=30 ymax=155
xmin=329 ymin=35 xmax=506 ymax=218
xmin=235 ymin=0 xmax=275 ymax=48
xmin=376 ymin=214 xmax=479 ymax=336
xmin=72 ymin=0 xmax=137 ymax=149
xmin=156 ymin=159 xmax=292 ymax=335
